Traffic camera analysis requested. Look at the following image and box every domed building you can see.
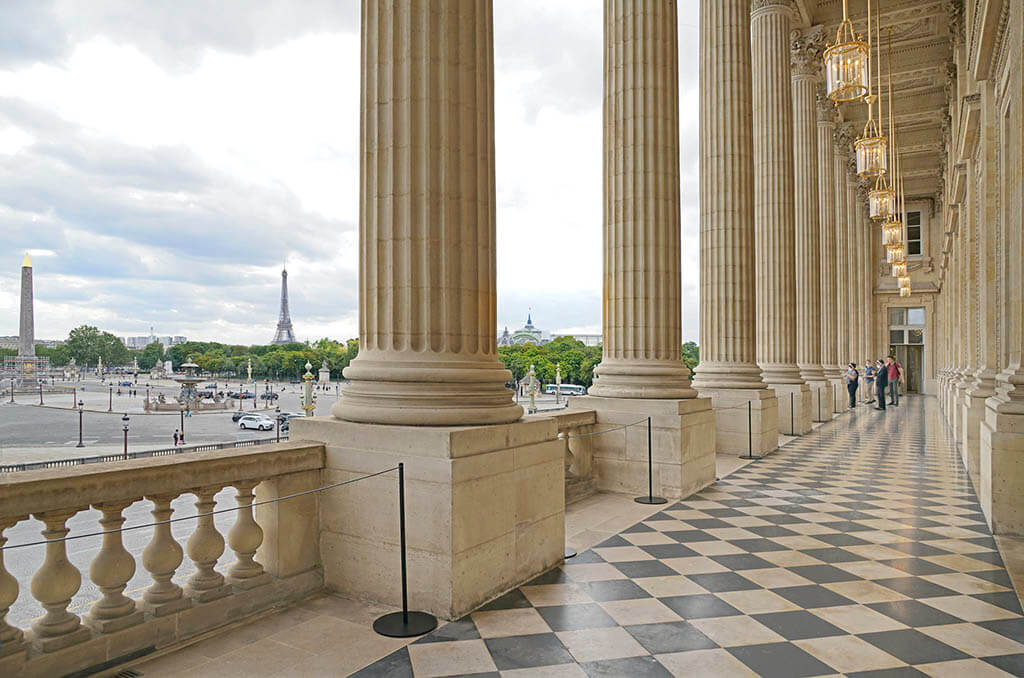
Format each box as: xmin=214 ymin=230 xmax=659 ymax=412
xmin=497 ymin=312 xmax=549 ymax=346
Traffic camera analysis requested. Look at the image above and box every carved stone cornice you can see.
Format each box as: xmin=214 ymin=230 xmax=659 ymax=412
xmin=751 ymin=0 xmax=795 ymax=14
xmin=791 ymin=26 xmax=826 ymax=77
xmin=946 ymin=0 xmax=964 ymax=47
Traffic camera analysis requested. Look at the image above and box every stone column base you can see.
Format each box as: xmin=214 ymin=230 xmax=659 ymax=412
xmin=806 ymin=381 xmax=833 ymax=422
xmin=290 ymin=416 xmax=564 ymax=620
xmin=828 ymin=378 xmax=846 ymax=413
xmin=768 ymin=383 xmax=813 ymax=436
xmin=980 ymin=404 xmax=1024 ymax=534
xmin=694 ymin=388 xmax=779 ymax=456
xmin=568 ymin=396 xmax=716 ymax=500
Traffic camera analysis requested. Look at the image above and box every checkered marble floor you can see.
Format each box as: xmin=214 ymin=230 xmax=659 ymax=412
xmin=352 ymin=397 xmax=1024 ymax=677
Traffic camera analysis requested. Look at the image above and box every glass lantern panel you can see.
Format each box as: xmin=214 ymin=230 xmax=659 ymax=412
xmin=856 ymin=137 xmax=888 ymax=177
xmin=825 ymin=42 xmax=869 ymax=101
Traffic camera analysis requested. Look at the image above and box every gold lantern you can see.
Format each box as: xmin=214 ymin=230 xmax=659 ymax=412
xmin=892 ymin=261 xmax=908 ymax=277
xmin=855 ymin=3 xmax=887 ymax=177
xmin=824 ymin=0 xmax=869 ymax=101
xmin=870 ymin=181 xmax=896 ymax=221
xmin=887 ymin=241 xmax=905 ymax=264
xmin=898 ymin=274 xmax=911 ymax=288
xmin=899 ymin=285 xmax=911 ymax=297
xmin=882 ymin=220 xmax=902 ymax=246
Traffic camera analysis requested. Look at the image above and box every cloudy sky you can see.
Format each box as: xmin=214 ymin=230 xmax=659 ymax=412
xmin=0 ymin=0 xmax=700 ymax=346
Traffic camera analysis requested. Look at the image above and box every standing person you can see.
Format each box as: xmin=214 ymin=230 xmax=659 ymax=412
xmin=886 ymin=356 xmax=901 ymax=406
xmin=179 ymin=430 xmax=185 ymax=446
xmin=874 ymin=360 xmax=888 ymax=410
xmin=863 ymin=361 xmax=876 ymax=404
xmin=844 ymin=363 xmax=859 ymax=409
xmin=173 ymin=429 xmax=179 ymax=447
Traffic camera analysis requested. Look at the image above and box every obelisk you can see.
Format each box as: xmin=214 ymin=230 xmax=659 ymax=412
xmin=19 ymin=253 xmax=34 ymax=359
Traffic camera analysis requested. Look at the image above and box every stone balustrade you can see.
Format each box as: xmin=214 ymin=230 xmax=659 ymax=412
xmin=0 ymin=440 xmax=324 ymax=678
xmin=528 ymin=410 xmax=598 ymax=505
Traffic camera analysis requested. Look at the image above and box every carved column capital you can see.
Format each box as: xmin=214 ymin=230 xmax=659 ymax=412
xmin=815 ymin=83 xmax=835 ymax=123
xmin=791 ymin=26 xmax=826 ymax=78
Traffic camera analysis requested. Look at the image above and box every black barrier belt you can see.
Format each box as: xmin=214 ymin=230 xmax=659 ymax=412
xmin=0 ymin=465 xmax=400 ymax=551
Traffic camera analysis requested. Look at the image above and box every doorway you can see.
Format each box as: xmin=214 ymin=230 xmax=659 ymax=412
xmin=888 ymin=344 xmax=923 ymax=393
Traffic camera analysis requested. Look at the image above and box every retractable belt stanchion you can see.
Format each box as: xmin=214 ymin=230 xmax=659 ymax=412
xmin=634 ymin=417 xmax=667 ymax=505
xmin=373 ymin=463 xmax=438 ymax=638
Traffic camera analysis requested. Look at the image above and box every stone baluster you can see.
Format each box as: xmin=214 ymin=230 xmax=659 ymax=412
xmin=141 ymin=494 xmax=190 ymax=616
xmin=227 ymin=481 xmax=270 ymax=589
xmin=184 ymin=486 xmax=230 ymax=603
xmin=86 ymin=499 xmax=143 ymax=632
xmin=0 ymin=516 xmax=28 ymax=659
xmin=30 ymin=508 xmax=90 ymax=652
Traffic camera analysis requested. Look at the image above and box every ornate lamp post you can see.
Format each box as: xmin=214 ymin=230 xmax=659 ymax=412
xmin=555 ymin=362 xmax=562 ymax=406
xmin=275 ymin=405 xmax=281 ymax=443
xmin=38 ymin=381 xmax=43 ymax=405
xmin=76 ymin=399 xmax=85 ymax=448
xmin=108 ymin=385 xmax=113 ymax=412
xmin=122 ymin=413 xmax=130 ymax=461
xmin=301 ymin=361 xmax=316 ymax=417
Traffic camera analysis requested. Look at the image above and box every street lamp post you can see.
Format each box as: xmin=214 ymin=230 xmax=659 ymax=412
xmin=180 ymin=408 xmax=185 ymax=438
xmin=122 ymin=413 xmax=130 ymax=461
xmin=39 ymin=382 xmax=43 ymax=406
xmin=275 ymin=405 xmax=281 ymax=443
xmin=108 ymin=386 xmax=112 ymax=412
xmin=9 ymin=378 xmax=13 ymax=403
xmin=77 ymin=400 xmax=85 ymax=448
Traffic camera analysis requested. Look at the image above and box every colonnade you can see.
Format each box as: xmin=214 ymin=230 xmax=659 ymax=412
xmin=937 ymin=0 xmax=1024 ymax=534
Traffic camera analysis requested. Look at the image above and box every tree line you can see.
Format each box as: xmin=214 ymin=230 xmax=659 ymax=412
xmin=8 ymin=325 xmax=699 ymax=385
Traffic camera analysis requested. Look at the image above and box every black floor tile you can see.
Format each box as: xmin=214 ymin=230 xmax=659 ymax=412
xmin=773 ymin=585 xmax=856 ymax=609
xmin=580 ymin=655 xmax=672 ymax=677
xmin=638 ymin=543 xmax=699 ymax=559
xmin=477 ymin=589 xmax=532 ymax=611
xmin=973 ymin=591 xmax=1024 ymax=614
xmin=728 ymin=538 xmax=791 ymax=552
xmin=612 ymin=560 xmax=679 ymax=579
xmin=578 ymin=579 xmax=652 ymax=602
xmin=350 ymin=647 xmax=413 ymax=678
xmin=527 ymin=568 xmax=572 ymax=585
xmin=752 ymin=610 xmax=846 ymax=640
xmin=484 ymin=633 xmax=575 ymax=671
xmin=709 ymin=554 xmax=777 ymax=571
xmin=536 ymin=603 xmax=618 ymax=632
xmin=567 ymin=550 xmax=607 ymax=564
xmin=414 ymin=616 xmax=481 ymax=644
xmin=879 ymin=558 xmax=953 ymax=576
xmin=659 ymin=593 xmax=743 ymax=619
xmin=983 ymin=653 xmax=1024 ymax=676
xmin=728 ymin=641 xmax=835 ymax=678
xmin=624 ymin=621 xmax=718 ymax=654
xmin=685 ymin=571 xmax=760 ymax=592
xmin=663 ymin=529 xmax=720 ymax=543
xmin=595 ymin=535 xmax=632 ymax=548
xmin=799 ymin=547 xmax=865 ymax=564
xmin=867 ymin=600 xmax=963 ymax=627
xmin=858 ymin=628 xmax=969 ymax=665
xmin=812 ymin=533 xmax=872 ymax=547
xmin=845 ymin=667 xmax=928 ymax=677
xmin=788 ymin=564 xmax=862 ymax=584
xmin=874 ymin=577 xmax=959 ymax=599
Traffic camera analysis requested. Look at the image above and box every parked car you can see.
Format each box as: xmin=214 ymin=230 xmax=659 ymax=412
xmin=231 ymin=411 xmax=249 ymax=422
xmin=238 ymin=415 xmax=274 ymax=431
xmin=118 ymin=380 xmax=133 ymax=386
xmin=277 ymin=413 xmax=303 ymax=432
xmin=204 ymin=383 xmax=218 ymax=389
xmin=197 ymin=389 xmax=215 ymax=399
xmin=227 ymin=390 xmax=254 ymax=399
xmin=259 ymin=392 xmax=279 ymax=400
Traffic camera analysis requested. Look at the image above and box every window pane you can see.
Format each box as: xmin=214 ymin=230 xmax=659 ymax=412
xmin=907 ymin=226 xmax=921 ymax=239
xmin=909 ymin=241 xmax=922 ymax=255
xmin=907 ymin=308 xmax=925 ymax=325
xmin=890 ymin=330 xmax=904 ymax=344
xmin=908 ymin=329 xmax=924 ymax=344
xmin=889 ymin=308 xmax=906 ymax=325
xmin=907 ymin=211 xmax=921 ymax=225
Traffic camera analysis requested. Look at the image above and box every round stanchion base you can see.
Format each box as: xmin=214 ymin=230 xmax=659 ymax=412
xmin=564 ymin=546 xmax=577 ymax=559
xmin=634 ymin=495 xmax=668 ymax=505
xmin=373 ymin=611 xmax=438 ymax=638
xmin=738 ymin=454 xmax=761 ymax=460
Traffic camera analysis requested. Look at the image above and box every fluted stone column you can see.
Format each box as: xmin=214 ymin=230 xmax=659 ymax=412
xmin=818 ymin=93 xmax=843 ymax=409
xmin=575 ymin=0 xmax=716 ymax=498
xmin=751 ymin=0 xmax=811 ymax=436
xmin=791 ymin=28 xmax=831 ymax=421
xmin=590 ymin=0 xmax=694 ymax=400
xmin=856 ymin=194 xmax=873 ymax=363
xmin=834 ymin=126 xmax=852 ymax=376
xmin=335 ymin=0 xmax=521 ymax=426
xmin=692 ymin=0 xmax=778 ymax=455
xmin=845 ymin=164 xmax=860 ymax=367
xmin=956 ymin=167 xmax=977 ymax=446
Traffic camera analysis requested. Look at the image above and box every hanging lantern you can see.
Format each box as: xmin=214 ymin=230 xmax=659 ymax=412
xmin=882 ymin=220 xmax=902 ymax=246
xmin=898 ymin=274 xmax=911 ymax=288
xmin=887 ymin=241 xmax=905 ymax=264
xmin=892 ymin=261 xmax=908 ymax=277
xmin=856 ymin=120 xmax=887 ymax=177
xmin=870 ymin=182 xmax=896 ymax=221
xmin=824 ymin=0 xmax=869 ymax=101
xmin=899 ymin=286 xmax=911 ymax=298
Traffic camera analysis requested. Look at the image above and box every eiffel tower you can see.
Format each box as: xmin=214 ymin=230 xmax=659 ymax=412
xmin=270 ymin=266 xmax=296 ymax=345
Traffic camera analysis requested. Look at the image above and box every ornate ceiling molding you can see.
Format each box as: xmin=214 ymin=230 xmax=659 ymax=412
xmin=791 ymin=25 xmax=827 ymax=76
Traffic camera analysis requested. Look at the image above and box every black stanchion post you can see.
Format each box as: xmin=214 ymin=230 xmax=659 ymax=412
xmin=790 ymin=392 xmax=795 ymax=436
xmin=374 ymin=463 xmax=438 ymax=638
xmin=740 ymin=400 xmax=758 ymax=460
xmin=635 ymin=417 xmax=667 ymax=505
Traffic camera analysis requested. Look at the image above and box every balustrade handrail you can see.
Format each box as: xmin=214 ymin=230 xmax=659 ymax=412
xmin=0 ymin=440 xmax=324 ymax=518
xmin=0 ymin=436 xmax=288 ymax=474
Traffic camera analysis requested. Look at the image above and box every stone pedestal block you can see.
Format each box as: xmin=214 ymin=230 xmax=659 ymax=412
xmin=568 ymin=397 xmax=716 ymax=500
xmin=962 ymin=393 xmax=987 ymax=482
xmin=769 ymin=383 xmax=813 ymax=436
xmin=695 ymin=388 xmax=779 ymax=456
xmin=290 ymin=416 xmax=564 ymax=620
xmin=807 ymin=382 xmax=833 ymax=422
xmin=980 ymin=407 xmax=1024 ymax=535
xmin=828 ymin=378 xmax=846 ymax=413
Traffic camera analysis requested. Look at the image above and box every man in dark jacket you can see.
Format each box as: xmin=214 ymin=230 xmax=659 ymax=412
xmin=874 ymin=360 xmax=888 ymax=410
